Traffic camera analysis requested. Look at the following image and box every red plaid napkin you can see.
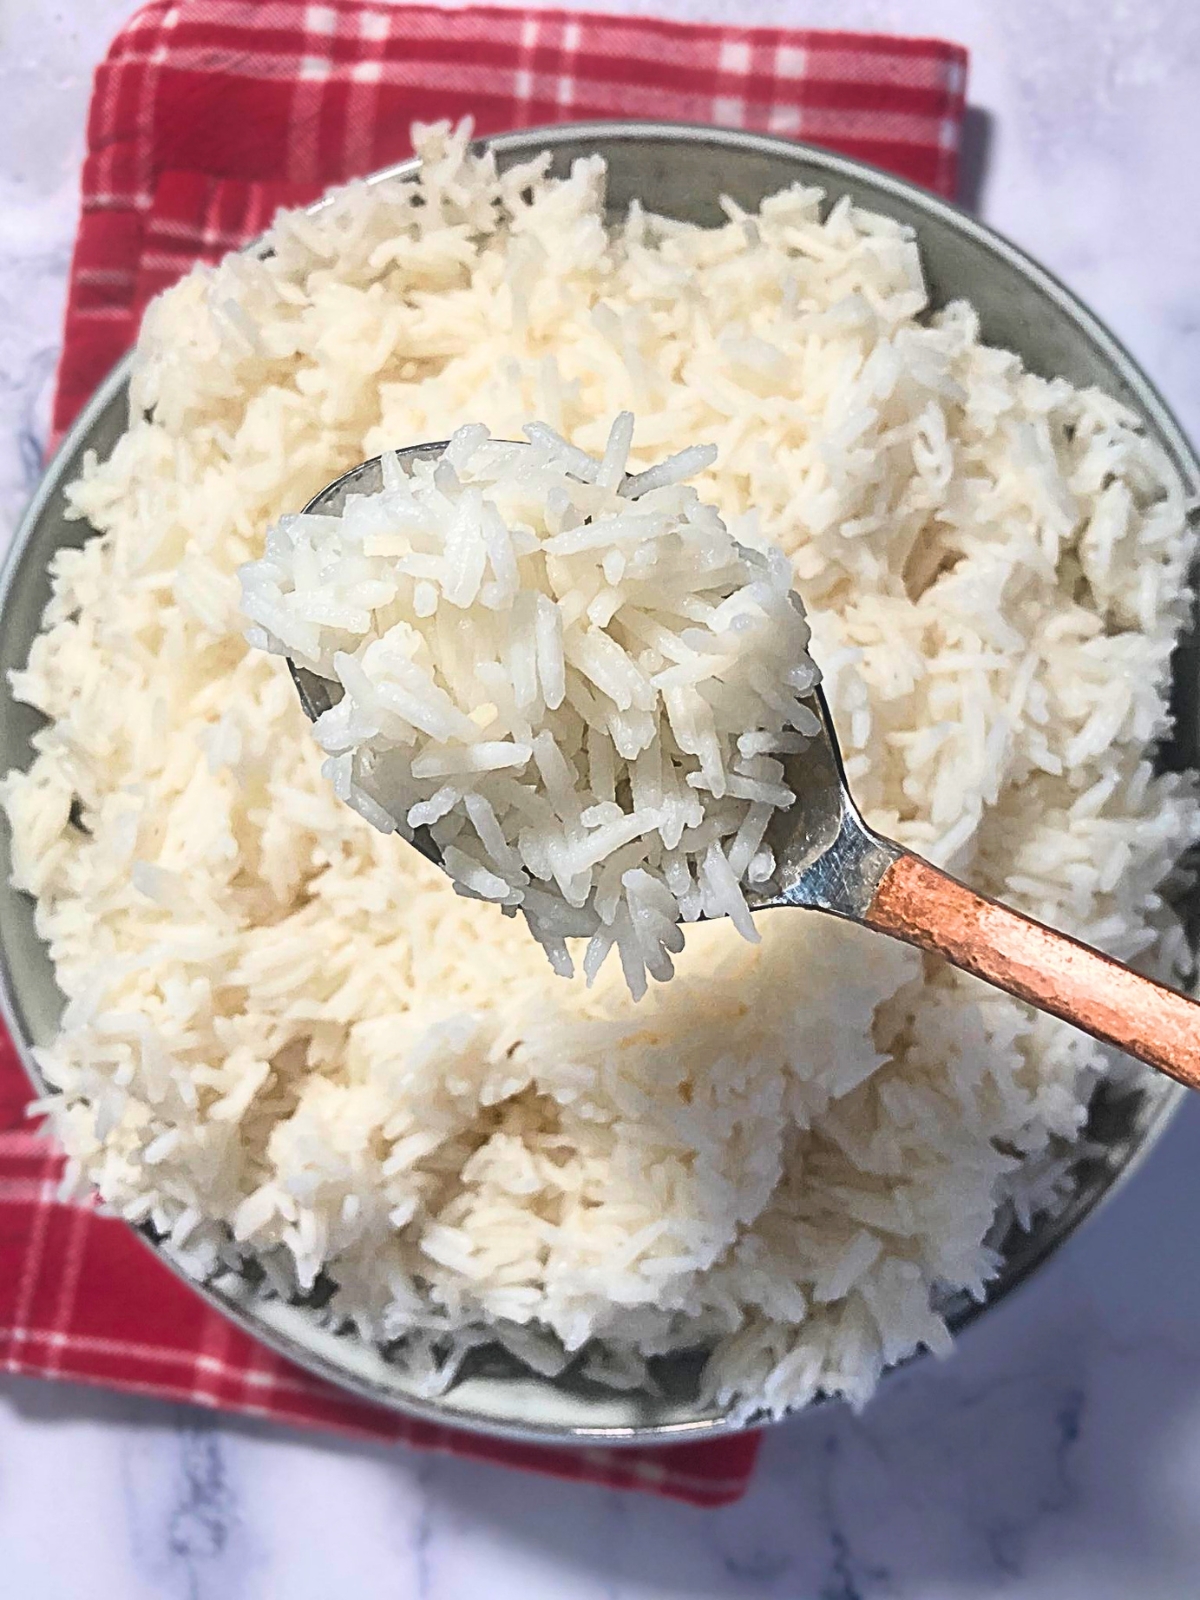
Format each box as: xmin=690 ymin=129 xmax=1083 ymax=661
xmin=5 ymin=0 xmax=968 ymax=1506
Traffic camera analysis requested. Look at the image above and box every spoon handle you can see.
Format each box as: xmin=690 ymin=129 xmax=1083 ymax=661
xmin=865 ymin=849 xmax=1200 ymax=1092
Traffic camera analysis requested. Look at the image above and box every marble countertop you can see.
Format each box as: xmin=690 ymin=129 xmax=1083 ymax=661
xmin=2 ymin=1 xmax=1200 ymax=1595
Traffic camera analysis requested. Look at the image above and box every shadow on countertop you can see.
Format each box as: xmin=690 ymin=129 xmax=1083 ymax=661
xmin=957 ymin=105 xmax=994 ymax=215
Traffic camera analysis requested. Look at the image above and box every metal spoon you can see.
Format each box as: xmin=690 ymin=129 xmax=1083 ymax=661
xmin=291 ymin=445 xmax=1200 ymax=1094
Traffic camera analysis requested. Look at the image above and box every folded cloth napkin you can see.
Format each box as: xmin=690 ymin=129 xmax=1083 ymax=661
xmin=4 ymin=0 xmax=968 ymax=1506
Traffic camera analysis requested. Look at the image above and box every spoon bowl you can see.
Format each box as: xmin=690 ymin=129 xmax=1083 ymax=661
xmin=287 ymin=444 xmax=453 ymax=869
xmin=288 ymin=444 xmax=447 ymax=724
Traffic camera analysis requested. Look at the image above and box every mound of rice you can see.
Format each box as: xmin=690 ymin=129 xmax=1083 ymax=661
xmin=240 ymin=415 xmax=819 ymax=996
xmin=5 ymin=121 xmax=1197 ymax=1417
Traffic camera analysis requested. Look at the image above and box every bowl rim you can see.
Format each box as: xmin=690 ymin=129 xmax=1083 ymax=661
xmin=1 ymin=118 xmax=1195 ymax=1447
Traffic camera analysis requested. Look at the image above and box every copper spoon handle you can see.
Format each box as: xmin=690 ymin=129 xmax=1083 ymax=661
xmin=865 ymin=850 xmax=1200 ymax=1092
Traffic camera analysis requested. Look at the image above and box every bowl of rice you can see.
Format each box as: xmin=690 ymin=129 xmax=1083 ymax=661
xmin=1 ymin=120 xmax=1197 ymax=1444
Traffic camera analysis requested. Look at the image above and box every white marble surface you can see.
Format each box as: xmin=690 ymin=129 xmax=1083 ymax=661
xmin=2 ymin=0 xmax=1200 ymax=1595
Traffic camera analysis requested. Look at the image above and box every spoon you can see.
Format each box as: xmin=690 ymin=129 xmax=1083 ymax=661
xmin=290 ymin=445 xmax=1200 ymax=1094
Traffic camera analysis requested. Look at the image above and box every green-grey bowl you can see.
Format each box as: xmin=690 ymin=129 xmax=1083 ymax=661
xmin=1 ymin=122 xmax=1196 ymax=1447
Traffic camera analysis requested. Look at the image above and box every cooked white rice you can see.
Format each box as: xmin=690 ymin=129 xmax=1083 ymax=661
xmin=239 ymin=415 xmax=819 ymax=996
xmin=5 ymin=119 xmax=1197 ymax=1418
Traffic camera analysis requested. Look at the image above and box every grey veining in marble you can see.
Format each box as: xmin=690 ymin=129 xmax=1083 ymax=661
xmin=2 ymin=2 xmax=1200 ymax=1596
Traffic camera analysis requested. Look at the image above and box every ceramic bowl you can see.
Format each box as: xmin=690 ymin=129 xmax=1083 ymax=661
xmin=1 ymin=122 xmax=1196 ymax=1445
